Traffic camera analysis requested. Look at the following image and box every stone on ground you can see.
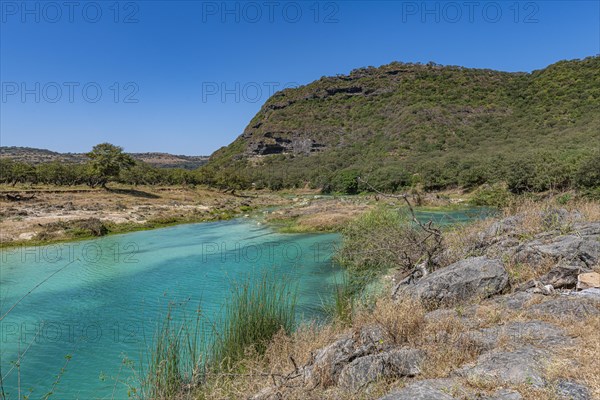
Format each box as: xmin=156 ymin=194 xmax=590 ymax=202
xmin=456 ymin=346 xmax=547 ymax=387
xmin=337 ymin=348 xmax=425 ymax=390
xmin=403 ymin=256 xmax=509 ymax=305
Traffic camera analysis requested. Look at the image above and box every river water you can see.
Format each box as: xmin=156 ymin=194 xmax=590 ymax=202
xmin=0 ymin=207 xmax=490 ymax=399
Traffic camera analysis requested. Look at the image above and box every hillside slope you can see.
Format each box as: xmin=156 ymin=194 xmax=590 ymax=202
xmin=205 ymin=57 xmax=600 ymax=192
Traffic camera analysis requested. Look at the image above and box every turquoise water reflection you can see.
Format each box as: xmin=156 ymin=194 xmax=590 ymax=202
xmin=0 ymin=207 xmax=491 ymax=399
xmin=0 ymin=219 xmax=340 ymax=399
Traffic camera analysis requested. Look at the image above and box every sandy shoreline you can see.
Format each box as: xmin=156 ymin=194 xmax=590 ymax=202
xmin=0 ymin=186 xmax=293 ymax=245
xmin=0 ymin=185 xmax=467 ymax=246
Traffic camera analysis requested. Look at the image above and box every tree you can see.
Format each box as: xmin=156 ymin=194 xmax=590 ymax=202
xmin=575 ymin=152 xmax=600 ymax=189
xmin=85 ymin=143 xmax=135 ymax=188
xmin=5 ymin=161 xmax=36 ymax=186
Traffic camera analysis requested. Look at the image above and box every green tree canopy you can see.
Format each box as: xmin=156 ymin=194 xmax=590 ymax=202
xmin=86 ymin=143 xmax=135 ymax=188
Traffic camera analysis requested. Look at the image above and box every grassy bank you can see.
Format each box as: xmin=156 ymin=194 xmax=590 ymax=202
xmin=137 ymin=274 xmax=297 ymax=399
xmin=261 ymin=190 xmax=485 ymax=234
xmin=137 ymin=195 xmax=600 ymax=399
xmin=1 ymin=184 xmax=595 ymax=249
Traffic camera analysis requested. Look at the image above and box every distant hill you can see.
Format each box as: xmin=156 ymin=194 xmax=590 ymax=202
xmin=205 ymin=56 xmax=600 ymax=192
xmin=0 ymin=147 xmax=209 ymax=170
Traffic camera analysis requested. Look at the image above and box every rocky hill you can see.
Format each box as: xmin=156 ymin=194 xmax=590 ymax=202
xmin=206 ymin=57 xmax=600 ymax=192
xmin=0 ymin=146 xmax=209 ymax=169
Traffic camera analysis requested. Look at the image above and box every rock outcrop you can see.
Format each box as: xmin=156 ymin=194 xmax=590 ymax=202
xmin=456 ymin=346 xmax=548 ymax=387
xmin=465 ymin=320 xmax=571 ymax=351
xmin=251 ymin=210 xmax=600 ymax=400
xmin=556 ymin=380 xmax=593 ymax=400
xmin=473 ymin=212 xmax=600 ymax=271
xmin=336 ymin=349 xmax=425 ymax=391
xmin=396 ymin=256 xmax=509 ymax=305
xmin=377 ymin=378 xmax=459 ymax=400
xmin=377 ymin=379 xmax=525 ymax=400
xmin=305 ymin=325 xmax=391 ymax=387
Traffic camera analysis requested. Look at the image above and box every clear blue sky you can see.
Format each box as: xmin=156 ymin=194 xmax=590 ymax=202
xmin=1 ymin=0 xmax=598 ymax=155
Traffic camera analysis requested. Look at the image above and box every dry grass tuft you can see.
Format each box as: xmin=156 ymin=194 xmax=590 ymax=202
xmin=353 ymin=297 xmax=426 ymax=347
xmin=193 ymin=323 xmax=346 ymax=399
xmin=420 ymin=316 xmax=483 ymax=378
xmin=504 ymin=257 xmax=557 ymax=287
xmin=353 ymin=296 xmax=485 ymax=380
xmin=538 ymin=314 xmax=600 ymax=398
xmin=265 ymin=323 xmax=343 ymax=374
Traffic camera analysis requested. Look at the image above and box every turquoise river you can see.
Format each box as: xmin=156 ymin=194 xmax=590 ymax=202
xmin=0 ymin=208 xmax=490 ymax=399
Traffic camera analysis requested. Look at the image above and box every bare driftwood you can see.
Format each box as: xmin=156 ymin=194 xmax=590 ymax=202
xmin=5 ymin=193 xmax=36 ymax=202
xmin=357 ymin=177 xmax=444 ymax=277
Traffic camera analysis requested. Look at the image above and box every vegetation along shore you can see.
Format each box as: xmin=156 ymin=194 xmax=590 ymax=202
xmin=1 ymin=56 xmax=598 ymax=399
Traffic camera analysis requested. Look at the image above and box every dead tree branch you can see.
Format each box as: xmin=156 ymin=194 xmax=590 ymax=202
xmin=357 ymin=177 xmax=444 ymax=275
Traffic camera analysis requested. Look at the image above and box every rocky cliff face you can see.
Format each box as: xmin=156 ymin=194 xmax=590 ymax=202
xmin=242 ymin=134 xmax=326 ymax=156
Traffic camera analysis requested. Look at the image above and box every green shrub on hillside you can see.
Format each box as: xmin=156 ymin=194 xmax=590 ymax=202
xmin=204 ymin=57 xmax=600 ymax=194
xmin=470 ymin=183 xmax=512 ymax=208
xmin=575 ymin=152 xmax=600 ymax=189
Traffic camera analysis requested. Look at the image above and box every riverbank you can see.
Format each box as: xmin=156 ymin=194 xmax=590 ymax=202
xmin=183 ymin=198 xmax=600 ymax=400
xmin=0 ymin=185 xmax=295 ymax=248
xmin=1 ymin=183 xmax=585 ymax=248
xmin=0 ymin=185 xmax=473 ymax=247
